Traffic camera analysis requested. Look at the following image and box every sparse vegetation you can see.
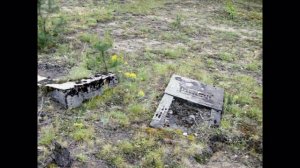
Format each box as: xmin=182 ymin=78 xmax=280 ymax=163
xmin=93 ymin=31 xmax=113 ymax=73
xmin=71 ymin=123 xmax=94 ymax=142
xmin=67 ymin=64 xmax=91 ymax=80
xmin=220 ymin=52 xmax=236 ymax=62
xmin=38 ymin=0 xmax=262 ymax=167
xmin=103 ymin=111 xmax=130 ymax=127
xmin=76 ymin=153 xmax=88 ymax=162
xmin=117 ymin=0 xmax=166 ymax=15
xmin=246 ymin=61 xmax=260 ymax=71
xmin=39 ymin=125 xmax=56 ymax=146
xmin=225 ymin=0 xmax=237 ymax=19
xmin=171 ymin=14 xmax=182 ymax=29
xmin=38 ymin=0 xmax=66 ymax=50
xmin=163 ymin=47 xmax=186 ymax=59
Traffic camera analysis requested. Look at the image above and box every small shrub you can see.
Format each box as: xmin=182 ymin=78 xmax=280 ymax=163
xmin=225 ymin=0 xmax=236 ymax=19
xmin=104 ymin=111 xmax=130 ymax=127
xmin=76 ymin=153 xmax=88 ymax=162
xmin=171 ymin=14 xmax=182 ymax=29
xmin=141 ymin=150 xmax=164 ymax=168
xmin=220 ymin=52 xmax=235 ymax=62
xmin=71 ymin=124 xmax=94 ymax=142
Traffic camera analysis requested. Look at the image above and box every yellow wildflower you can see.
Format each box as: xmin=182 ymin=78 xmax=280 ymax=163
xmin=124 ymin=72 xmax=131 ymax=77
xmin=138 ymin=90 xmax=145 ymax=97
xmin=111 ymin=54 xmax=118 ymax=62
xmin=130 ymin=73 xmax=136 ymax=78
xmin=124 ymin=72 xmax=137 ymax=79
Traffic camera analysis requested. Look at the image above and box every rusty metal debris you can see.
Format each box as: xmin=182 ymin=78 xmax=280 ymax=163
xmin=38 ymin=73 xmax=118 ymax=109
xmin=150 ymin=74 xmax=224 ymax=132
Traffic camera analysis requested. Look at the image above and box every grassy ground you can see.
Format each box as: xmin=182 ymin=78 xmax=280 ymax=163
xmin=38 ymin=0 xmax=262 ymax=167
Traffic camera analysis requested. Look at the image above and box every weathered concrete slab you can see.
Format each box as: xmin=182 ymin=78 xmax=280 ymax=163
xmin=165 ymin=74 xmax=224 ymax=111
xmin=38 ymin=75 xmax=47 ymax=82
xmin=150 ymin=94 xmax=174 ymax=128
xmin=45 ymin=73 xmax=118 ymax=109
xmin=150 ymin=74 xmax=224 ymax=131
xmin=38 ymin=75 xmax=51 ymax=87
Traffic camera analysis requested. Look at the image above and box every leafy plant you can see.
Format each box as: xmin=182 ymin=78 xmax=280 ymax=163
xmin=171 ymin=14 xmax=182 ymax=29
xmin=38 ymin=0 xmax=66 ymax=50
xmin=225 ymin=0 xmax=236 ymax=19
xmin=93 ymin=32 xmax=113 ymax=73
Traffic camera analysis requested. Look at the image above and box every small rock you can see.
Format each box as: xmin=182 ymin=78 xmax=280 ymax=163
xmin=189 ymin=115 xmax=195 ymax=120
xmin=38 ymin=146 xmax=45 ymax=151
xmin=53 ymin=142 xmax=73 ymax=168
xmin=194 ymin=133 xmax=198 ymax=137
xmin=183 ymin=132 xmax=188 ymax=136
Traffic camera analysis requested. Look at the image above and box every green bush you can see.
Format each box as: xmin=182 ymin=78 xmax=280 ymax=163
xmin=225 ymin=0 xmax=236 ymax=19
xmin=38 ymin=0 xmax=66 ymax=51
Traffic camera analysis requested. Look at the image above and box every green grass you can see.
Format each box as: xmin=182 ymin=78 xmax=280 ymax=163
xmin=78 ymin=33 xmax=99 ymax=44
xmin=112 ymin=156 xmax=127 ymax=168
xmin=221 ymin=118 xmax=232 ymax=129
xmin=219 ymin=52 xmax=236 ymax=62
xmin=116 ymin=0 xmax=166 ymax=15
xmin=103 ymin=111 xmax=130 ymax=127
xmin=220 ymin=31 xmax=240 ymax=41
xmin=38 ymin=0 xmax=262 ymax=167
xmin=206 ymin=58 xmax=214 ymax=68
xmin=118 ymin=140 xmax=134 ymax=154
xmin=66 ymin=64 xmax=91 ymax=80
xmin=39 ymin=125 xmax=56 ymax=146
xmin=87 ymin=7 xmax=114 ymax=23
xmin=137 ymin=67 xmax=151 ymax=81
xmin=246 ymin=106 xmax=262 ymax=123
xmin=97 ymin=143 xmax=130 ymax=168
xmin=139 ymin=25 xmax=151 ymax=34
xmin=224 ymin=0 xmax=237 ymax=19
xmin=141 ymin=149 xmax=164 ymax=168
xmin=171 ymin=14 xmax=182 ymax=29
xmin=71 ymin=124 xmax=94 ymax=142
xmin=153 ymin=62 xmax=176 ymax=76
xmin=160 ymin=32 xmax=190 ymax=42
xmin=76 ymin=153 xmax=88 ymax=162
xmin=163 ymin=47 xmax=186 ymax=59
xmin=245 ymin=61 xmax=260 ymax=71
xmin=97 ymin=144 xmax=120 ymax=163
xmin=127 ymin=104 xmax=148 ymax=122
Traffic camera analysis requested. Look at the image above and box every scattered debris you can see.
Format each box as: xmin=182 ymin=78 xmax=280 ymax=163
xmin=38 ymin=73 xmax=118 ymax=109
xmin=41 ymin=142 xmax=73 ymax=168
xmin=38 ymin=75 xmax=52 ymax=86
xmin=150 ymin=74 xmax=224 ymax=132
xmin=52 ymin=141 xmax=73 ymax=168
xmin=38 ymin=75 xmax=47 ymax=82
xmin=48 ymin=73 xmax=118 ymax=109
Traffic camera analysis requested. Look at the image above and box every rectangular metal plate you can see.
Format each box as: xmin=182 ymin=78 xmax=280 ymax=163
xmin=164 ymin=74 xmax=224 ymax=111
